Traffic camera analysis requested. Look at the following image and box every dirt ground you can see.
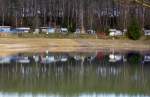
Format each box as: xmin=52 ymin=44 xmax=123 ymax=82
xmin=0 ymin=38 xmax=149 ymax=56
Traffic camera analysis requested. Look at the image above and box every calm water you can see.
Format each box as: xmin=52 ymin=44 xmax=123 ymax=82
xmin=0 ymin=50 xmax=150 ymax=97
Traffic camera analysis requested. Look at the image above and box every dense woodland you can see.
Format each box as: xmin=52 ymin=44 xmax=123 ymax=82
xmin=0 ymin=0 xmax=150 ymax=32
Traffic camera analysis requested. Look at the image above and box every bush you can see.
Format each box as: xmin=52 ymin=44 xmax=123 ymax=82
xmin=104 ymin=27 xmax=110 ymax=35
xmin=127 ymin=17 xmax=141 ymax=40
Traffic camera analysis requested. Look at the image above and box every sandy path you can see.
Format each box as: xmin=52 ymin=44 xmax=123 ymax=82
xmin=0 ymin=38 xmax=149 ymax=56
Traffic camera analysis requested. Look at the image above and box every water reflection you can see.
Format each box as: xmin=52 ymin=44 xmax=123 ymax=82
xmin=0 ymin=51 xmax=150 ymax=97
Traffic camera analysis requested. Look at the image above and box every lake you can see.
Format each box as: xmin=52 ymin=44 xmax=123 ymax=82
xmin=0 ymin=50 xmax=150 ymax=97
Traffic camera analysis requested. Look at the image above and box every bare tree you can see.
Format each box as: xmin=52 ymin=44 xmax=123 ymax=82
xmin=0 ymin=0 xmax=150 ymax=32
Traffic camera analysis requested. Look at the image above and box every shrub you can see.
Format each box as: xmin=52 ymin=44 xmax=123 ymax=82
xmin=104 ymin=27 xmax=110 ymax=35
xmin=127 ymin=17 xmax=141 ymax=40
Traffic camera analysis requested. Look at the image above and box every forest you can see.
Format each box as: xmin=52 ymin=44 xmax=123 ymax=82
xmin=0 ymin=0 xmax=150 ymax=32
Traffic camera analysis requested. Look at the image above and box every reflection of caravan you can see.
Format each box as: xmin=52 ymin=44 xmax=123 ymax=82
xmin=17 ymin=57 xmax=30 ymax=64
xmin=72 ymin=52 xmax=97 ymax=61
xmin=74 ymin=56 xmax=84 ymax=61
xmin=86 ymin=56 xmax=95 ymax=61
xmin=41 ymin=55 xmax=68 ymax=64
xmin=60 ymin=57 xmax=67 ymax=62
xmin=33 ymin=55 xmax=40 ymax=62
xmin=109 ymin=54 xmax=123 ymax=62
xmin=0 ymin=57 xmax=12 ymax=64
xmin=55 ymin=56 xmax=68 ymax=62
xmin=143 ymin=55 xmax=150 ymax=63
xmin=11 ymin=56 xmax=30 ymax=64
xmin=41 ymin=56 xmax=55 ymax=64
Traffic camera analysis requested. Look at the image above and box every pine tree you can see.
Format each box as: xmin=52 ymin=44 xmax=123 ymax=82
xmin=128 ymin=17 xmax=141 ymax=40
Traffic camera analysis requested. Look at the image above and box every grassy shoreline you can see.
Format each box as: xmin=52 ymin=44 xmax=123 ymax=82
xmin=0 ymin=37 xmax=149 ymax=52
xmin=0 ymin=38 xmax=149 ymax=56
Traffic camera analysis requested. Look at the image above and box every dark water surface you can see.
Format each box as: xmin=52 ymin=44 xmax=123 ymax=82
xmin=0 ymin=50 xmax=150 ymax=97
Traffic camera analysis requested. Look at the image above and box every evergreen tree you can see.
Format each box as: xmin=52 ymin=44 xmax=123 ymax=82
xmin=128 ymin=17 xmax=141 ymax=40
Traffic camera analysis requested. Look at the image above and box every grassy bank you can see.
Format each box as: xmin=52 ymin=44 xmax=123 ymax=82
xmin=0 ymin=33 xmax=126 ymax=39
xmin=8 ymin=33 xmax=98 ymax=39
xmin=0 ymin=33 xmax=149 ymax=56
xmin=1 ymin=33 xmax=150 ymax=40
xmin=2 ymin=33 xmax=150 ymax=40
xmin=0 ymin=38 xmax=149 ymax=49
xmin=0 ymin=38 xmax=149 ymax=56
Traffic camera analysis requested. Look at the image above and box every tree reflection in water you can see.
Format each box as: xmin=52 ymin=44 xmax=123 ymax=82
xmin=0 ymin=51 xmax=150 ymax=96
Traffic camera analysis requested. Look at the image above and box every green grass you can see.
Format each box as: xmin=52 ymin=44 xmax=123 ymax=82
xmin=16 ymin=33 xmax=97 ymax=39
xmin=145 ymin=36 xmax=150 ymax=40
xmin=0 ymin=32 xmax=149 ymax=40
xmin=10 ymin=33 xmax=129 ymax=40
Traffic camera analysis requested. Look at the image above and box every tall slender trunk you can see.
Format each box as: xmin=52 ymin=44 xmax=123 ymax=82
xmin=142 ymin=0 xmax=145 ymax=31
xmin=2 ymin=8 xmax=5 ymax=26
xmin=80 ymin=0 xmax=85 ymax=34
